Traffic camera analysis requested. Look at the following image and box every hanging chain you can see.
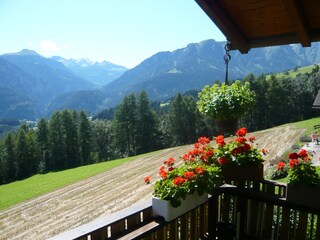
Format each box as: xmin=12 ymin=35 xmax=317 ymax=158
xmin=224 ymin=41 xmax=232 ymax=85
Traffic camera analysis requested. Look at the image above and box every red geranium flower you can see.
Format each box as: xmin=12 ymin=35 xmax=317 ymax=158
xmin=231 ymin=147 xmax=243 ymax=155
xmin=184 ymin=171 xmax=196 ymax=181
xmin=298 ymin=149 xmax=308 ymax=159
xmin=248 ymin=136 xmax=256 ymax=142
xmin=159 ymin=166 xmax=167 ymax=178
xmin=182 ymin=153 xmax=189 ymax=161
xmin=173 ymin=176 xmax=186 ymax=186
xmin=195 ymin=166 xmax=205 ymax=174
xmin=144 ymin=175 xmax=151 ymax=184
xmin=262 ymin=149 xmax=268 ymax=155
xmin=197 ymin=136 xmax=210 ymax=145
xmin=242 ymin=143 xmax=251 ymax=151
xmin=218 ymin=157 xmax=229 ymax=165
xmin=236 ymin=127 xmax=247 ymax=137
xmin=205 ymin=149 xmax=214 ymax=157
xmin=194 ymin=142 xmax=200 ymax=149
xmin=289 ymin=159 xmax=299 ymax=168
xmin=168 ymin=167 xmax=175 ymax=172
xmin=236 ymin=137 xmax=246 ymax=143
xmin=288 ymin=152 xmax=299 ymax=159
xmin=215 ymin=135 xmax=225 ymax=146
xmin=276 ymin=162 xmax=285 ymax=171
xmin=164 ymin=157 xmax=175 ymax=166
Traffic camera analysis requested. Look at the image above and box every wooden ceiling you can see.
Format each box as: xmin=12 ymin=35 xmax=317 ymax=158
xmin=196 ymin=0 xmax=320 ymax=53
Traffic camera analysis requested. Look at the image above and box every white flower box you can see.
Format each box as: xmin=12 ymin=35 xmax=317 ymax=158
xmin=152 ymin=192 xmax=208 ymax=222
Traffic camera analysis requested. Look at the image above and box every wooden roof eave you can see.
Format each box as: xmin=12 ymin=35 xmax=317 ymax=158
xmin=195 ymin=0 xmax=319 ymax=53
xmin=195 ymin=0 xmax=250 ymax=53
xmin=282 ymin=0 xmax=311 ymax=47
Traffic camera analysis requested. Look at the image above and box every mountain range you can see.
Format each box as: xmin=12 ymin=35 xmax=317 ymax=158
xmin=1 ymin=40 xmax=320 ymax=120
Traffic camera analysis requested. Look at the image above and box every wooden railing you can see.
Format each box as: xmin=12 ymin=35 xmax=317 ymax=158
xmin=49 ymin=180 xmax=320 ymax=240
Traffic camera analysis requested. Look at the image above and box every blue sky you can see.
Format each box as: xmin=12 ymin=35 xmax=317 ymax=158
xmin=0 ymin=0 xmax=225 ymax=68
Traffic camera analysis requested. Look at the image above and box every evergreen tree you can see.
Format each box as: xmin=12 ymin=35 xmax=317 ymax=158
xmin=49 ymin=111 xmax=66 ymax=170
xmin=113 ymin=94 xmax=138 ymax=156
xmin=0 ymin=141 xmax=7 ymax=184
xmin=62 ymin=110 xmax=80 ymax=167
xmin=4 ymin=132 xmax=16 ymax=182
xmin=244 ymin=74 xmax=269 ymax=130
xmin=16 ymin=127 xmax=29 ymax=179
xmin=136 ymin=91 xmax=159 ymax=154
xmin=91 ymin=120 xmax=114 ymax=161
xmin=79 ymin=111 xmax=92 ymax=165
xmin=168 ymin=94 xmax=197 ymax=145
xmin=36 ymin=118 xmax=50 ymax=172
xmin=26 ymin=131 xmax=38 ymax=176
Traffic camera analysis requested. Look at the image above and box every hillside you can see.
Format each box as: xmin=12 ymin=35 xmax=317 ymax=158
xmin=0 ymin=124 xmax=305 ymax=240
xmin=1 ymin=41 xmax=320 ymax=120
xmin=53 ymin=40 xmax=320 ymax=111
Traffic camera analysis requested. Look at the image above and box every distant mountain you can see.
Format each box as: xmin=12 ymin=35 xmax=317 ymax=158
xmin=0 ymin=49 xmax=95 ymax=118
xmin=0 ymin=87 xmax=39 ymax=120
xmin=1 ymin=41 xmax=320 ymax=120
xmin=100 ymin=40 xmax=320 ymax=105
xmin=1 ymin=50 xmax=94 ymax=102
xmin=46 ymin=89 xmax=107 ymax=113
xmin=52 ymin=56 xmax=128 ymax=86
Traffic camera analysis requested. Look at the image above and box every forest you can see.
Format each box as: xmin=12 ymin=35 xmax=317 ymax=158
xmin=0 ymin=65 xmax=319 ymax=185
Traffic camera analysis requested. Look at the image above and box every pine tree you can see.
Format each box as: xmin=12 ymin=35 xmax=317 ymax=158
xmin=62 ymin=110 xmax=80 ymax=167
xmin=16 ymin=127 xmax=29 ymax=179
xmin=168 ymin=94 xmax=197 ymax=145
xmin=49 ymin=111 xmax=66 ymax=170
xmin=91 ymin=120 xmax=114 ymax=161
xmin=113 ymin=94 xmax=138 ymax=156
xmin=36 ymin=118 xmax=50 ymax=172
xmin=26 ymin=131 xmax=38 ymax=176
xmin=136 ymin=91 xmax=159 ymax=154
xmin=4 ymin=133 xmax=17 ymax=182
xmin=79 ymin=111 xmax=92 ymax=165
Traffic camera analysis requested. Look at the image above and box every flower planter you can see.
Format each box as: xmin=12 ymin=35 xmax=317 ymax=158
xmin=220 ymin=164 xmax=264 ymax=182
xmin=152 ymin=192 xmax=208 ymax=222
xmin=286 ymin=185 xmax=320 ymax=209
xmin=214 ymin=118 xmax=238 ymax=135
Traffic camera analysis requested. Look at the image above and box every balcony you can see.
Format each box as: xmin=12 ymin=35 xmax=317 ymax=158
xmin=49 ymin=180 xmax=320 ymax=240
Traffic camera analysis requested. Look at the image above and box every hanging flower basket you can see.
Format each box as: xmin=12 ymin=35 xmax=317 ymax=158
xmin=214 ymin=118 xmax=238 ymax=135
xmin=220 ymin=163 xmax=264 ymax=182
xmin=152 ymin=192 xmax=208 ymax=222
xmin=286 ymin=185 xmax=320 ymax=209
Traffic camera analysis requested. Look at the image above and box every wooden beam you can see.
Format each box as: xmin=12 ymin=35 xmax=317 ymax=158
xmin=195 ymin=0 xmax=250 ymax=53
xmin=282 ymin=0 xmax=311 ymax=47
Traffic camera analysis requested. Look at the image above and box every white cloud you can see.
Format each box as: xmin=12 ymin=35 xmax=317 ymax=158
xmin=39 ymin=40 xmax=66 ymax=52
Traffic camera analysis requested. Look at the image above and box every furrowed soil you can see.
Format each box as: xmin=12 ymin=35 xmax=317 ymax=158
xmin=0 ymin=125 xmax=305 ymax=240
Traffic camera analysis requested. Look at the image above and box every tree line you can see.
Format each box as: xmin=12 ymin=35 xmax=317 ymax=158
xmin=0 ymin=65 xmax=319 ymax=184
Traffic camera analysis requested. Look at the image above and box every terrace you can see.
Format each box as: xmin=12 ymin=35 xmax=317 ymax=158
xmin=50 ymin=0 xmax=320 ymax=239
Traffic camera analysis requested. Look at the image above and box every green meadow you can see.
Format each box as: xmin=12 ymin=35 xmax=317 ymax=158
xmin=266 ymin=64 xmax=317 ymax=79
xmin=0 ymin=154 xmax=147 ymax=211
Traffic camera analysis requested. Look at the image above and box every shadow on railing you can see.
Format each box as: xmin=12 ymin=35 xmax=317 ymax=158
xmin=49 ymin=180 xmax=320 ymax=240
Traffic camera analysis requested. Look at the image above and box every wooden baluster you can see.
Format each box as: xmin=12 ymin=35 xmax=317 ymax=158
xmin=279 ymin=207 xmax=290 ymax=239
xmin=190 ymin=209 xmax=197 ymax=238
xmin=316 ymin=215 xmax=320 ymax=240
xmin=167 ymin=220 xmax=178 ymax=240
xmin=110 ymin=221 xmax=125 ymax=238
xmin=296 ymin=211 xmax=308 ymax=240
xmin=90 ymin=227 xmax=107 ymax=240
xmin=179 ymin=214 xmax=188 ymax=240
xmin=127 ymin=213 xmax=141 ymax=229
xmin=199 ymin=204 xmax=207 ymax=237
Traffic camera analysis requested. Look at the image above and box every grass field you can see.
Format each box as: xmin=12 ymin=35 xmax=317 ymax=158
xmin=266 ymin=64 xmax=318 ymax=79
xmin=0 ymin=154 xmax=152 ymax=211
